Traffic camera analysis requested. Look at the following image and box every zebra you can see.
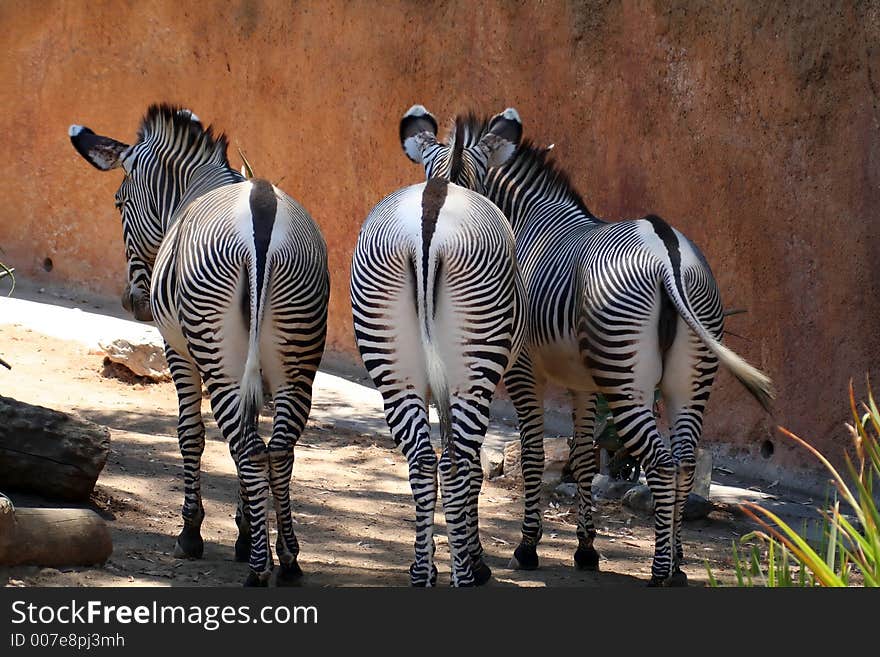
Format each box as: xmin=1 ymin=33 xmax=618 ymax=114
xmin=350 ymin=106 xmax=525 ymax=586
xmin=69 ymin=104 xmax=329 ymax=586
xmin=438 ymin=113 xmax=774 ymax=586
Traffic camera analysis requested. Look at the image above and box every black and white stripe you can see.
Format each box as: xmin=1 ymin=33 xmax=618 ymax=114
xmin=350 ymin=107 xmax=524 ymax=586
xmin=70 ymin=104 xmax=329 ymax=586
xmin=454 ymin=123 xmax=774 ymax=586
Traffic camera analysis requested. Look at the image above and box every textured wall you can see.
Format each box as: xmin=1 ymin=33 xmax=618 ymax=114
xmin=1 ymin=0 xmax=877 ymax=482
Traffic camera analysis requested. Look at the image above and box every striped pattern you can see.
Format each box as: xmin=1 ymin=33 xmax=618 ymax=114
xmin=417 ymin=114 xmax=491 ymax=191
xmin=460 ymin=133 xmax=772 ymax=585
xmin=351 ymin=170 xmax=524 ymax=585
xmin=71 ymin=105 xmax=329 ymax=586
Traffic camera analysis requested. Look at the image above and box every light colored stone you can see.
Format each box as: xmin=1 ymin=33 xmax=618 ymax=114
xmin=502 ymin=441 xmax=522 ymax=482
xmin=480 ymin=447 xmax=504 ymax=480
xmin=99 ymin=336 xmax=170 ymax=381
xmin=498 ymin=436 xmax=571 ymax=484
xmin=622 ymin=484 xmax=654 ymax=515
xmin=554 ymin=482 xmax=578 ymax=499
xmin=591 ymin=473 xmax=641 ymax=501
xmin=622 ymin=485 xmax=713 ymax=520
xmin=694 ymin=448 xmax=713 ymax=499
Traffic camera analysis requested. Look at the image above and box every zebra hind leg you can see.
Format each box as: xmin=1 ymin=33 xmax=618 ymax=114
xmin=404 ymin=443 xmax=439 ymax=587
xmin=268 ymin=382 xmax=313 ymax=586
xmin=236 ymin=438 xmax=273 ymax=587
xmin=208 ymin=379 xmax=273 ymax=587
xmin=166 ymin=347 xmax=207 ymax=560
xmin=569 ymin=391 xmax=600 ymax=571
xmin=661 ymin=333 xmax=718 ymax=588
xmin=234 ymin=483 xmax=251 ymax=562
xmin=457 ymin=395 xmax=493 ymax=586
xmin=438 ymin=444 xmax=476 ymax=586
xmin=666 ymin=406 xmax=709 ymax=588
xmin=503 ymin=354 xmax=546 ymax=570
xmin=465 ymin=453 xmax=491 ymax=585
xmin=387 ymin=400 xmax=438 ymax=586
xmin=605 ymin=397 xmax=680 ymax=586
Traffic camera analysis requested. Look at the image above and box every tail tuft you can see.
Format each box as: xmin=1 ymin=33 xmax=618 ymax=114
xmin=238 ymin=350 xmax=263 ymax=442
xmin=712 ymin=341 xmax=775 ymax=411
xmin=424 ymin=341 xmax=455 ymax=474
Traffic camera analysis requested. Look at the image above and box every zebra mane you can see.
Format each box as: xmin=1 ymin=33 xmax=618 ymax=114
xmin=447 ymin=112 xmax=489 ymax=147
xmin=136 ymin=103 xmax=231 ymax=167
xmin=501 ymin=139 xmax=595 ymax=217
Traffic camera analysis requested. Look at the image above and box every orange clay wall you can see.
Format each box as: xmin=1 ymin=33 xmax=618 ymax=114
xmin=1 ymin=0 xmax=878 ymax=482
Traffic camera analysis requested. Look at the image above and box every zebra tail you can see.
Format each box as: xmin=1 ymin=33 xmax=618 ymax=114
xmin=418 ymin=255 xmax=456 ymax=476
xmin=425 ymin=341 xmax=455 ymax=475
xmin=653 ymin=223 xmax=775 ymax=411
xmin=238 ymin=254 xmax=265 ymax=446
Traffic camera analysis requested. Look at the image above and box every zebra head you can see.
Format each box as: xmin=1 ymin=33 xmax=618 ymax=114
xmin=400 ymin=105 xmax=522 ymax=193
xmin=69 ymin=105 xmax=229 ymax=322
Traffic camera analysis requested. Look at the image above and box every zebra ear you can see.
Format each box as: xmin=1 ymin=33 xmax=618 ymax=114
xmin=480 ymin=108 xmax=522 ymax=168
xmin=400 ymin=105 xmax=438 ymax=164
xmin=69 ymin=125 xmax=129 ymax=171
xmin=177 ymin=108 xmax=201 ymax=127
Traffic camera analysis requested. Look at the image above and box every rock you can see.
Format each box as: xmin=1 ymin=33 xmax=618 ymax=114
xmin=621 ymin=485 xmax=714 ymax=521
xmin=498 ymin=436 xmax=570 ymax=484
xmin=543 ymin=437 xmax=570 ymax=483
xmin=622 ymin=485 xmax=654 ymax=515
xmin=693 ymin=448 xmax=713 ymax=499
xmin=0 ymin=396 xmax=110 ymax=502
xmin=480 ymin=445 xmax=505 ymax=480
xmin=502 ymin=441 xmax=522 ymax=482
xmin=683 ymin=494 xmax=713 ymax=520
xmin=554 ymin=482 xmax=578 ymax=500
xmin=99 ymin=335 xmax=169 ymax=381
xmin=592 ymin=473 xmax=641 ymax=501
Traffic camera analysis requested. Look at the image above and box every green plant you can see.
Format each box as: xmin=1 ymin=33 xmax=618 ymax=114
xmin=708 ymin=379 xmax=880 ymax=587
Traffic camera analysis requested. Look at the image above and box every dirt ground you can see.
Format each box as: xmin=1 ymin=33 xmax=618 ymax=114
xmin=0 ymin=322 xmax=763 ymax=588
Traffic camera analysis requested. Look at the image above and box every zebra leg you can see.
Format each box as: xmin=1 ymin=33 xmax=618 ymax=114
xmin=450 ymin=393 xmax=494 ymax=586
xmin=438 ymin=437 xmax=475 ymax=587
xmin=166 ymin=346 xmax=207 ymax=560
xmin=401 ymin=423 xmax=439 ymax=587
xmin=234 ymin=437 xmax=273 ymax=587
xmin=379 ymin=393 xmax=438 ymax=587
xmin=660 ymin=310 xmax=720 ymax=585
xmin=504 ymin=351 xmax=547 ymax=570
xmin=269 ymin=378 xmax=316 ymax=586
xmin=606 ymin=396 xmax=678 ymax=585
xmin=569 ymin=391 xmax=600 ymax=570
xmin=465 ymin=447 xmax=491 ymax=585
xmin=661 ymin=334 xmax=718 ymax=587
xmin=234 ymin=484 xmax=251 ymax=562
xmin=669 ymin=434 xmax=696 ymax=588
xmin=206 ymin=380 xmax=273 ymax=587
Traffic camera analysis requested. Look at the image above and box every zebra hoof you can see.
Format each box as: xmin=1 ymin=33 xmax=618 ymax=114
xmin=472 ymin=559 xmax=492 ymax=586
xmin=409 ymin=562 xmax=438 ymax=587
xmin=509 ymin=543 xmax=539 ymax=570
xmin=243 ymin=570 xmax=271 ymax=587
xmin=667 ymin=568 xmax=689 ymax=587
xmin=276 ymin=561 xmax=304 ymax=587
xmin=646 ymin=570 xmax=689 ymax=587
xmin=173 ymin=528 xmax=204 ymax=559
xmin=574 ymin=546 xmax=600 ymax=571
xmin=234 ymin=534 xmax=251 ymax=563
